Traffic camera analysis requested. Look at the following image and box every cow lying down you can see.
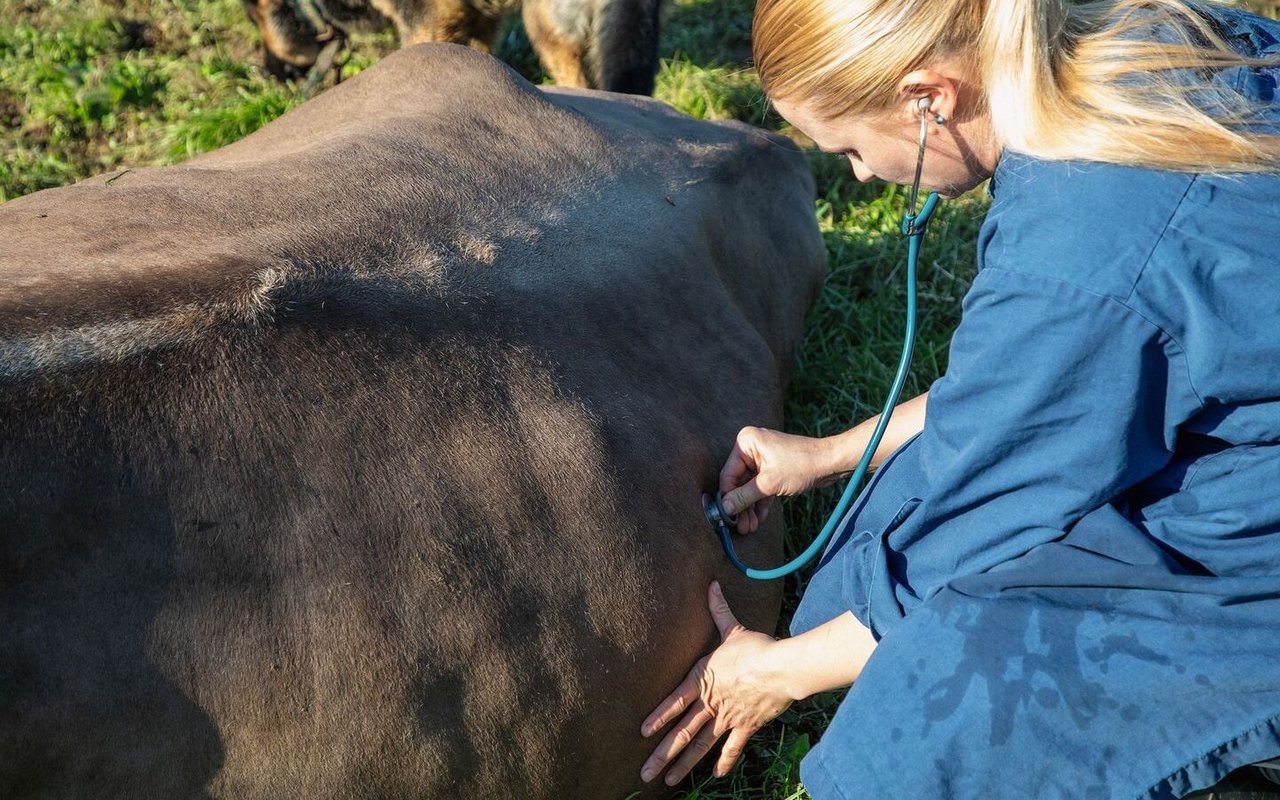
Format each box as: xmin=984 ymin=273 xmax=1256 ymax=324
xmin=0 ymin=44 xmax=825 ymax=799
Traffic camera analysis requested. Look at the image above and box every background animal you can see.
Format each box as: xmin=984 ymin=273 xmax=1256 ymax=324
xmin=0 ymin=43 xmax=824 ymax=798
xmin=242 ymin=0 xmax=662 ymax=92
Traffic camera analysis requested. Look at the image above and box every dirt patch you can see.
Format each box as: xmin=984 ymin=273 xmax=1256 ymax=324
xmin=0 ymin=89 xmax=23 ymax=131
xmin=118 ymin=18 xmax=161 ymax=51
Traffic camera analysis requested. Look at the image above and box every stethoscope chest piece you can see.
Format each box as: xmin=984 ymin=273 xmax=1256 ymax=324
xmin=702 ymin=491 xmax=738 ymax=530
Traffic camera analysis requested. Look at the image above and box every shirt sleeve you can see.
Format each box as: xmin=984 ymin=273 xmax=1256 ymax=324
xmin=853 ymin=266 xmax=1203 ymax=635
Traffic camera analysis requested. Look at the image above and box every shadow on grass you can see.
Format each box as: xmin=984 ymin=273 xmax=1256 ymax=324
xmin=662 ymin=0 xmax=756 ymax=67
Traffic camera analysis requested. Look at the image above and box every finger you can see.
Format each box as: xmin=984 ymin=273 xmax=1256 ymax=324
xmin=663 ymin=714 xmax=725 ymax=786
xmin=641 ymin=664 xmax=704 ymax=737
xmin=742 ymin=507 xmax=758 ymax=534
xmin=708 ymin=581 xmax=741 ymax=640
xmin=713 ymin=726 xmax=757 ymax=778
xmin=640 ymin=701 xmax=713 ymax=783
xmin=718 ymin=439 xmax=755 ymax=493
xmin=721 ymin=477 xmax=766 ymax=519
xmin=756 ymin=497 xmax=773 ymax=526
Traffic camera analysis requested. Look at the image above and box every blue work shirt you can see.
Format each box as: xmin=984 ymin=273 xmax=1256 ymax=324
xmin=793 ymin=6 xmax=1280 ymax=799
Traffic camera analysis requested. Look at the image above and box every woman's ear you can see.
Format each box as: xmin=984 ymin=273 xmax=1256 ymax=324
xmin=899 ymin=69 xmax=960 ymax=123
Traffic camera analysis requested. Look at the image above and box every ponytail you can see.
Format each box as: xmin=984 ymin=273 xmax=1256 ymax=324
xmin=753 ymin=0 xmax=1280 ymax=173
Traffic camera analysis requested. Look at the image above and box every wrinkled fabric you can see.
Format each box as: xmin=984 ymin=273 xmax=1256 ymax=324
xmin=793 ymin=5 xmax=1280 ymax=798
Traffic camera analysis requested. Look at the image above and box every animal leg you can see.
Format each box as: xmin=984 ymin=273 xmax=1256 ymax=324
xmin=521 ymin=0 xmax=589 ymax=88
xmin=590 ymin=0 xmax=660 ymax=94
xmin=395 ymin=0 xmax=504 ymax=51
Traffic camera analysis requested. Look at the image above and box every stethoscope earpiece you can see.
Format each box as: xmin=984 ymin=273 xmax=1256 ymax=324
xmin=916 ymin=96 xmax=946 ymax=125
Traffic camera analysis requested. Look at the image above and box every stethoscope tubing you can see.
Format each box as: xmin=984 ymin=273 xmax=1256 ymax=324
xmin=714 ymin=191 xmax=939 ymax=580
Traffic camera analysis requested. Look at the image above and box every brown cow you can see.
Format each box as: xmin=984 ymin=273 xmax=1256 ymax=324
xmin=0 ymin=44 xmax=824 ymax=798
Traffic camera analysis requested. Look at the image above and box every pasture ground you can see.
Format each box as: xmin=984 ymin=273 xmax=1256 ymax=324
xmin=17 ymin=0 xmax=1268 ymax=797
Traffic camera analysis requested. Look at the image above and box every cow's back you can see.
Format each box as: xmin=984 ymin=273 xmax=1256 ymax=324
xmin=0 ymin=45 xmax=825 ymax=799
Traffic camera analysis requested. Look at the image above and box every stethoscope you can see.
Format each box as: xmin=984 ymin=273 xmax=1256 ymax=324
xmin=706 ymin=97 xmax=943 ymax=580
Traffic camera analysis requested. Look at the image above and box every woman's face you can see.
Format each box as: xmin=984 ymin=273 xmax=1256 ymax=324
xmin=773 ymin=94 xmax=998 ymax=198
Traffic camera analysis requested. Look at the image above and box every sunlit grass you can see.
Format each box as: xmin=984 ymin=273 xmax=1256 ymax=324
xmin=163 ymin=86 xmax=301 ymax=159
xmin=656 ymin=59 xmax=773 ymax=125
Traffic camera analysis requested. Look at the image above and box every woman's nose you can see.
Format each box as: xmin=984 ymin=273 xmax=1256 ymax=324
xmin=847 ymin=156 xmax=875 ymax=183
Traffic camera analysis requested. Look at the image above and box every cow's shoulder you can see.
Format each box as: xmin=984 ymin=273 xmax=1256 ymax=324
xmin=0 ymin=44 xmax=821 ymax=384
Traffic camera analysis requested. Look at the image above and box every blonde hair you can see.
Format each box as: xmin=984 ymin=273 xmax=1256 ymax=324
xmin=753 ymin=0 xmax=1280 ymax=172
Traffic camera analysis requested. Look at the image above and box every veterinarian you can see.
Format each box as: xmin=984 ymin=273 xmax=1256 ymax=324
xmin=641 ymin=0 xmax=1280 ymax=796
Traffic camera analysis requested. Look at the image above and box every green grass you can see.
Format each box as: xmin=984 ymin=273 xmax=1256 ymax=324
xmin=0 ymin=0 xmax=399 ymax=199
xmin=0 ymin=0 xmax=989 ymax=796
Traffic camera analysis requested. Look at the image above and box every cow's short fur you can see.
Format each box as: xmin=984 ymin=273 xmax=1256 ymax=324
xmin=0 ymin=45 xmax=825 ymax=798
xmin=244 ymin=0 xmax=661 ymax=93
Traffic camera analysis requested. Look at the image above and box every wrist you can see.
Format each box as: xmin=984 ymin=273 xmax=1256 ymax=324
xmin=768 ymin=635 xmax=819 ymax=702
xmin=771 ymin=613 xmax=878 ymax=701
xmin=821 ymin=427 xmax=868 ymax=480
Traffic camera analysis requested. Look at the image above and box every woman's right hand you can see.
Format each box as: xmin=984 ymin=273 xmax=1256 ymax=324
xmin=721 ymin=394 xmax=929 ymax=533
xmin=718 ymin=427 xmax=841 ymax=534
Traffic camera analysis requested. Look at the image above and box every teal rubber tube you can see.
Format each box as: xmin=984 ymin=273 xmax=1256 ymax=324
xmin=719 ymin=192 xmax=941 ymax=580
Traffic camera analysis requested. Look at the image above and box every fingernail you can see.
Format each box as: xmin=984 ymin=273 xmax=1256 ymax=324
xmin=665 ymin=774 xmax=679 ymax=786
xmin=640 ymin=724 xmax=650 ymax=738
xmin=640 ymin=769 xmax=653 ymax=783
xmin=711 ymin=580 xmax=722 ymax=594
xmin=721 ymin=497 xmax=736 ymax=515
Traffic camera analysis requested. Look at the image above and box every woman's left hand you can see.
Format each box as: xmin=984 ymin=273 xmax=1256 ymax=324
xmin=639 ymin=581 xmax=794 ymax=786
